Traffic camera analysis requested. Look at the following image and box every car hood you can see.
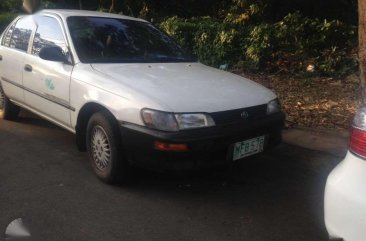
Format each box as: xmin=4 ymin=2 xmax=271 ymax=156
xmin=91 ymin=62 xmax=276 ymax=113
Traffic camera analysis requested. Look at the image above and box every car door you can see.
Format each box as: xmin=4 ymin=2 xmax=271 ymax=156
xmin=23 ymin=15 xmax=73 ymax=127
xmin=0 ymin=16 xmax=34 ymax=104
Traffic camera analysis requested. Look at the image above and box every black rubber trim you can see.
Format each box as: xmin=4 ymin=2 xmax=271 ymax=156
xmin=210 ymin=104 xmax=267 ymax=125
xmin=118 ymin=112 xmax=284 ymax=170
xmin=120 ymin=111 xmax=285 ymax=142
xmin=1 ymin=77 xmax=75 ymax=111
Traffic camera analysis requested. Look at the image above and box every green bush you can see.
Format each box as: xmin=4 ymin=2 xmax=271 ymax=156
xmin=160 ymin=12 xmax=357 ymax=77
xmin=245 ymin=12 xmax=357 ymax=76
xmin=0 ymin=13 xmax=16 ymax=33
xmin=160 ymin=16 xmax=245 ymax=67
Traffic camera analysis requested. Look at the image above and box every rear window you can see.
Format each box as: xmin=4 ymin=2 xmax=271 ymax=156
xmin=4 ymin=16 xmax=34 ymax=52
xmin=2 ymin=22 xmax=16 ymax=47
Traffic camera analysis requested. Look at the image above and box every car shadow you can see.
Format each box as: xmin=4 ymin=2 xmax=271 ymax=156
xmin=15 ymin=109 xmax=64 ymax=130
xmin=114 ymin=144 xmax=341 ymax=241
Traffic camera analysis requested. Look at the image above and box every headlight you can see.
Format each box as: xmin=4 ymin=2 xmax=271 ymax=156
xmin=141 ymin=109 xmax=215 ymax=131
xmin=267 ymin=99 xmax=281 ymax=115
xmin=141 ymin=109 xmax=179 ymax=131
xmin=175 ymin=113 xmax=215 ymax=130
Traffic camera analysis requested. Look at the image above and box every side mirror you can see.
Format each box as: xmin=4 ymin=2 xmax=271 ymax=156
xmin=39 ymin=46 xmax=69 ymax=63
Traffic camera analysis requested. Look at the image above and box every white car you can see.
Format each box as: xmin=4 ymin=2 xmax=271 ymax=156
xmin=0 ymin=10 xmax=284 ymax=183
xmin=324 ymin=107 xmax=366 ymax=241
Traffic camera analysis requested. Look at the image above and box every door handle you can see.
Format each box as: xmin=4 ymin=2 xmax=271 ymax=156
xmin=0 ymin=55 xmax=2 ymax=61
xmin=24 ymin=64 xmax=32 ymax=72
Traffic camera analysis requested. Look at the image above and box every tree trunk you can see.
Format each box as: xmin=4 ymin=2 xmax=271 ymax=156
xmin=23 ymin=0 xmax=41 ymax=13
xmin=359 ymin=0 xmax=366 ymax=103
xmin=109 ymin=0 xmax=116 ymax=13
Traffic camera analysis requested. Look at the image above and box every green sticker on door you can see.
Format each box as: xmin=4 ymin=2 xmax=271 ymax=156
xmin=45 ymin=78 xmax=55 ymax=90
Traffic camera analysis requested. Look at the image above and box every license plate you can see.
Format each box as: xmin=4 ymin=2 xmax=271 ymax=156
xmin=232 ymin=136 xmax=265 ymax=161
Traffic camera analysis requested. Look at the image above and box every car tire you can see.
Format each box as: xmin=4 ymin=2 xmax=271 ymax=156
xmin=0 ymin=85 xmax=20 ymax=121
xmin=86 ymin=110 xmax=131 ymax=184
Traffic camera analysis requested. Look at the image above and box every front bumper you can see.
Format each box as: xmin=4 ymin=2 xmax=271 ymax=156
xmin=120 ymin=112 xmax=285 ymax=171
xmin=325 ymin=152 xmax=366 ymax=241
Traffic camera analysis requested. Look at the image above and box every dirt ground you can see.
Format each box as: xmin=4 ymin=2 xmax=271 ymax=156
xmin=236 ymin=72 xmax=360 ymax=130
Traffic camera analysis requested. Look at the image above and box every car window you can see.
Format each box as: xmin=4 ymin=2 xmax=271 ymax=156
xmin=9 ymin=16 xmax=34 ymax=52
xmin=67 ymin=16 xmax=195 ymax=63
xmin=2 ymin=21 xmax=16 ymax=47
xmin=32 ymin=16 xmax=68 ymax=56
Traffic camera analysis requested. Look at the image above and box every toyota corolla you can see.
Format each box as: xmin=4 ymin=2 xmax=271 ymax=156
xmin=0 ymin=10 xmax=285 ymax=183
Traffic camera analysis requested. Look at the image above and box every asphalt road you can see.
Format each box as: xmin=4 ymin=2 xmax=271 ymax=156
xmin=0 ymin=111 xmax=342 ymax=241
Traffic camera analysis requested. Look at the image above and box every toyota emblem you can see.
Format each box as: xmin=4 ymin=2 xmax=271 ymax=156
xmin=241 ymin=111 xmax=249 ymax=119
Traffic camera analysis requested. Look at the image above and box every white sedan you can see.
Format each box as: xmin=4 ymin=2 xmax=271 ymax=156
xmin=0 ymin=10 xmax=284 ymax=183
xmin=325 ymin=107 xmax=366 ymax=241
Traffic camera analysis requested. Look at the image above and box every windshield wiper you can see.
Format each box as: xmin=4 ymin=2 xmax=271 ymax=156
xmin=154 ymin=56 xmax=195 ymax=62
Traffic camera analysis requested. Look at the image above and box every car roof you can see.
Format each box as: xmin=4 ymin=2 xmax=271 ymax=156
xmin=37 ymin=9 xmax=147 ymax=22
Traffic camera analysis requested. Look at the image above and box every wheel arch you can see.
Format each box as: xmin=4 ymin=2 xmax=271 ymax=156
xmin=75 ymin=102 xmax=119 ymax=152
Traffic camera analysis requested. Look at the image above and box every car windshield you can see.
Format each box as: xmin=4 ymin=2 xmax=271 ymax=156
xmin=67 ymin=16 xmax=196 ymax=63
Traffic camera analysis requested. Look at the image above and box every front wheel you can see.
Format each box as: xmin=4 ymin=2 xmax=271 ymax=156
xmin=0 ymin=85 xmax=19 ymax=120
xmin=0 ymin=85 xmax=4 ymax=110
xmin=86 ymin=111 xmax=131 ymax=184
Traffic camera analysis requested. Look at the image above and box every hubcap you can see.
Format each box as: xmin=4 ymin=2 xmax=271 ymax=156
xmin=91 ymin=126 xmax=111 ymax=171
xmin=0 ymin=87 xmax=4 ymax=110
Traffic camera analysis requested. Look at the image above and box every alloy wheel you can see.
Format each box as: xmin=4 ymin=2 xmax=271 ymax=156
xmin=91 ymin=125 xmax=112 ymax=171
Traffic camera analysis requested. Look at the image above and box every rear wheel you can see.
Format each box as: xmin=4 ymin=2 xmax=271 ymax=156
xmin=86 ymin=111 xmax=131 ymax=184
xmin=0 ymin=85 xmax=19 ymax=120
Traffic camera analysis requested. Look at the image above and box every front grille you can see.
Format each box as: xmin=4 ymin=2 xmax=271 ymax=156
xmin=210 ymin=104 xmax=267 ymax=125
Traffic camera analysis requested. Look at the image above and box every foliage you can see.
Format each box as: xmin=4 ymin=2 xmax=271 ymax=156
xmin=0 ymin=1 xmax=359 ymax=77
xmin=0 ymin=0 xmax=22 ymax=13
xmin=161 ymin=16 xmax=244 ymax=67
xmin=220 ymin=0 xmax=265 ymax=24
xmin=0 ymin=13 xmax=16 ymax=33
xmin=161 ymin=11 xmax=357 ymax=77
xmin=244 ymin=12 xmax=357 ymax=76
xmin=41 ymin=1 xmax=58 ymax=9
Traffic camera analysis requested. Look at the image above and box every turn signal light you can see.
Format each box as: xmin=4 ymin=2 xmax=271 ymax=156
xmin=154 ymin=141 xmax=188 ymax=152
